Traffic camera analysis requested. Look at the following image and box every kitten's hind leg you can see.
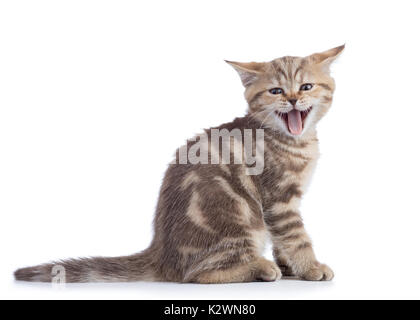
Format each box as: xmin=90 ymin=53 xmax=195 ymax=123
xmin=190 ymin=257 xmax=282 ymax=284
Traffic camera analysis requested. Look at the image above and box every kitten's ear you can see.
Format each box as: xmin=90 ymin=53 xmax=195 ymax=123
xmin=308 ymin=44 xmax=345 ymax=72
xmin=225 ymin=60 xmax=265 ymax=87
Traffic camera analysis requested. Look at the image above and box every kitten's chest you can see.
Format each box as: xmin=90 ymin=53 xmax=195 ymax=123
xmin=260 ymin=138 xmax=319 ymax=209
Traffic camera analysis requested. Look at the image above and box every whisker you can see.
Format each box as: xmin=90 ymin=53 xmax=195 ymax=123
xmin=248 ymin=104 xmax=283 ymax=130
xmin=259 ymin=109 xmax=277 ymax=129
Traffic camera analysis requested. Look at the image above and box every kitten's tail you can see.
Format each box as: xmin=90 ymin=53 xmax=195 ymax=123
xmin=14 ymin=250 xmax=157 ymax=283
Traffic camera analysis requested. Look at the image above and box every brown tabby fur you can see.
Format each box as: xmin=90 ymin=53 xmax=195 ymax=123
xmin=14 ymin=45 xmax=344 ymax=283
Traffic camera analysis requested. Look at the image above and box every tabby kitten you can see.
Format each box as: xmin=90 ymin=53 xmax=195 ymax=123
xmin=15 ymin=45 xmax=344 ymax=283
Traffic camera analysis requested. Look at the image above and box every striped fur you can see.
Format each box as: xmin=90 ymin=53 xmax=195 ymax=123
xmin=14 ymin=46 xmax=343 ymax=283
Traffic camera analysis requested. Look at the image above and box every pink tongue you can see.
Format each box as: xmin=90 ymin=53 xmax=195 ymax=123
xmin=287 ymin=110 xmax=303 ymax=135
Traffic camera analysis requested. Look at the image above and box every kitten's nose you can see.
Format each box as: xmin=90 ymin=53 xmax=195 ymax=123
xmin=288 ymin=99 xmax=297 ymax=107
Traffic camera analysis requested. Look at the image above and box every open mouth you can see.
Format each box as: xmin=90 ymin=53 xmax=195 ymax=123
xmin=275 ymin=107 xmax=313 ymax=135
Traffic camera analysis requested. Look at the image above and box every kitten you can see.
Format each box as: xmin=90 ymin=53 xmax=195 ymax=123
xmin=15 ymin=45 xmax=344 ymax=283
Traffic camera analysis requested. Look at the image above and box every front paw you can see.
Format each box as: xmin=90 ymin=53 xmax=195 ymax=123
xmin=301 ymin=263 xmax=334 ymax=281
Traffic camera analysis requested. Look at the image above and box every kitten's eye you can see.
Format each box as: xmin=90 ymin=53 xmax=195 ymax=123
xmin=300 ymin=83 xmax=313 ymax=91
xmin=269 ymin=88 xmax=283 ymax=95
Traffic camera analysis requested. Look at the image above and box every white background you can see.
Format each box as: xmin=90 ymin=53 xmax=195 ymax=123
xmin=1 ymin=0 xmax=419 ymax=300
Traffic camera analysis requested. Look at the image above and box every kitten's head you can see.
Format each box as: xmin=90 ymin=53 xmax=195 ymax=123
xmin=227 ymin=45 xmax=344 ymax=138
